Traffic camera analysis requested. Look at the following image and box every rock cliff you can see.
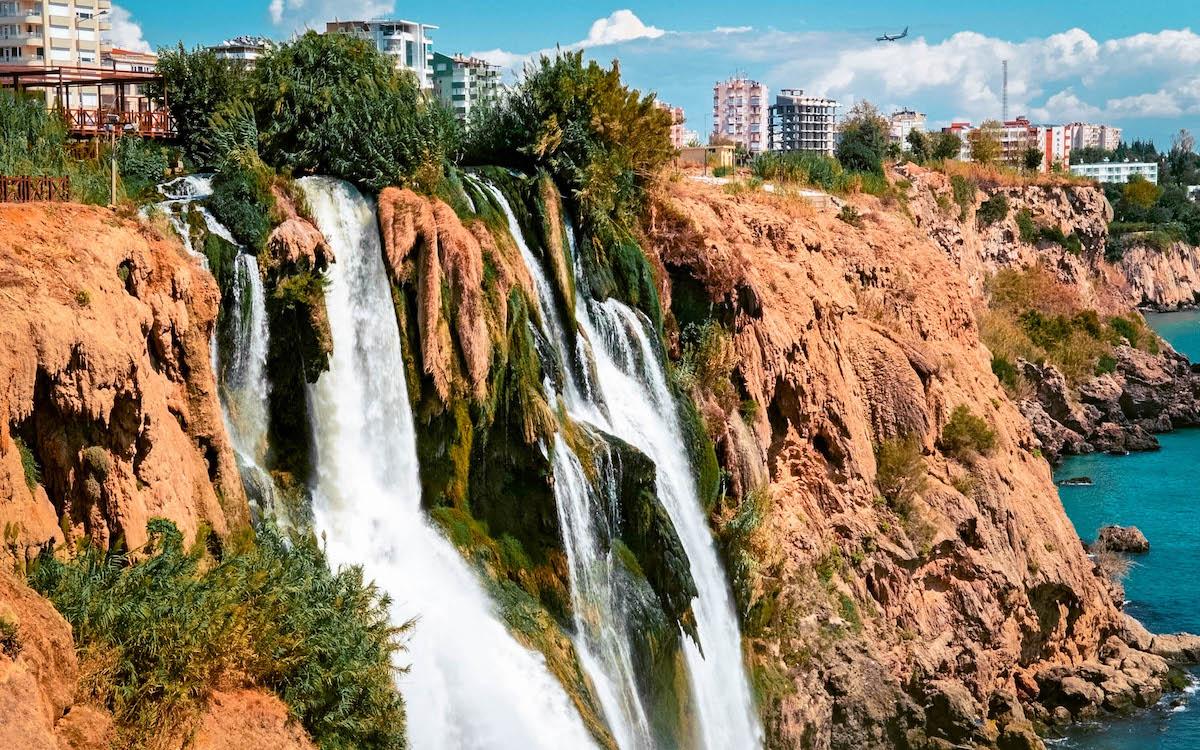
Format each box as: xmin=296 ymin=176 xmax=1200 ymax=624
xmin=0 ymin=203 xmax=316 ymax=750
xmin=642 ymin=178 xmax=1180 ymax=748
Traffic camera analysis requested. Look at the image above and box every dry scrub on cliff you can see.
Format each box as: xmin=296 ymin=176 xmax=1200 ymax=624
xmin=982 ymin=265 xmax=1160 ymax=389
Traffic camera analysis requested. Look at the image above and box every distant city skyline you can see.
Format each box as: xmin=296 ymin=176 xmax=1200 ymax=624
xmin=112 ymin=1 xmax=1200 ymax=150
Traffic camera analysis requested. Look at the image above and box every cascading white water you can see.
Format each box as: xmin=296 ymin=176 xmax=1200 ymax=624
xmin=298 ymin=176 xmax=599 ymax=750
xmin=480 ymin=180 xmax=655 ymax=749
xmin=480 ymin=177 xmax=762 ymax=749
xmin=154 ymin=177 xmax=279 ymax=520
xmin=221 ymin=253 xmax=280 ymax=521
xmin=581 ymin=300 xmax=763 ymax=750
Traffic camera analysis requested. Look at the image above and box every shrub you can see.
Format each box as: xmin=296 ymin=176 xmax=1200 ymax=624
xmin=152 ymin=44 xmax=250 ymax=164
xmin=208 ymin=149 xmax=276 ymax=250
xmin=990 ymin=354 xmax=1020 ymax=390
xmin=75 ymin=290 xmax=90 ymax=307
xmin=838 ymin=204 xmax=863 ymax=227
xmin=719 ymin=487 xmax=770 ymax=618
xmin=676 ymin=322 xmax=737 ymax=411
xmin=0 ymin=615 xmax=19 ymax=658
xmin=835 ymin=102 xmax=889 ymax=174
xmin=712 ymin=165 xmax=733 ymax=178
xmin=950 ymin=175 xmax=976 ymax=220
xmin=874 ymin=435 xmax=926 ymax=518
xmin=752 ymin=151 xmax=843 ymax=190
xmin=1016 ymin=209 xmax=1039 ymax=244
xmin=939 ymin=406 xmax=997 ymax=460
xmin=117 ymin=138 xmax=170 ymax=200
xmin=14 ymin=435 xmax=40 ymax=490
xmin=29 ymin=520 xmax=408 ymax=749
xmin=977 ymin=194 xmax=1009 ymax=227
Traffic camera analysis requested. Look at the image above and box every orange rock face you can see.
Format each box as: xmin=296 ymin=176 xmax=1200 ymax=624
xmin=190 ymin=689 xmax=316 ymax=750
xmin=644 ymin=180 xmax=1122 ymax=746
xmin=0 ymin=203 xmax=248 ymax=562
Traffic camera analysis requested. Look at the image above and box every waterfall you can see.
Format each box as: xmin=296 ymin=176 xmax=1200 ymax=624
xmin=298 ymin=176 xmax=598 ymax=750
xmin=481 ymin=178 xmax=762 ymax=749
xmin=154 ymin=177 xmax=279 ymax=521
xmin=221 ymin=253 xmax=280 ymax=522
xmin=481 ymin=181 xmax=655 ymax=749
xmin=581 ymin=300 xmax=763 ymax=750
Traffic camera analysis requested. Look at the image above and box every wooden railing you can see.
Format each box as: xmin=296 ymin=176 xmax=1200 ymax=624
xmin=65 ymin=108 xmax=176 ymax=139
xmin=0 ymin=176 xmax=71 ymax=203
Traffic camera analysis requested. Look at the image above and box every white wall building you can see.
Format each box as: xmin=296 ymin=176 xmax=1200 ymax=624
xmin=889 ymin=109 xmax=926 ymax=150
xmin=1070 ymin=123 xmax=1124 ymax=152
xmin=208 ymin=36 xmax=274 ymax=66
xmin=712 ymin=75 xmax=769 ymax=155
xmin=326 ymin=19 xmax=436 ymax=90
xmin=0 ymin=0 xmax=111 ymax=68
xmin=1070 ymin=161 xmax=1159 ymax=184
xmin=768 ymin=89 xmax=838 ymax=155
xmin=433 ymin=52 xmax=501 ymax=121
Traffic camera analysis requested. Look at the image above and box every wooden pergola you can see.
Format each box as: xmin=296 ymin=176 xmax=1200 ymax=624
xmin=0 ymin=65 xmax=175 ymax=139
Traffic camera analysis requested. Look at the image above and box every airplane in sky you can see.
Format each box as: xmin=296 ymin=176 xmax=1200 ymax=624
xmin=876 ymin=26 xmax=909 ymax=42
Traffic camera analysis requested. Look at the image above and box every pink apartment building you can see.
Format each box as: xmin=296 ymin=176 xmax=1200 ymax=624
xmin=657 ymin=101 xmax=688 ymax=149
xmin=712 ymin=76 xmax=769 ymax=155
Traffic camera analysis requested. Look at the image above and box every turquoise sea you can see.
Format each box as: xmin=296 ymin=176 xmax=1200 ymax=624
xmin=1056 ymin=310 xmax=1200 ymax=750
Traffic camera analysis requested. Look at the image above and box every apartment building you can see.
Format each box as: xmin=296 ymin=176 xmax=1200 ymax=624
xmin=768 ymin=88 xmax=837 ymax=155
xmin=1035 ymin=124 xmax=1072 ymax=172
xmin=101 ymin=46 xmax=154 ymax=111
xmin=433 ymin=52 xmax=501 ymax=121
xmin=998 ymin=118 xmax=1038 ymax=166
xmin=712 ymin=76 xmax=768 ymax=155
xmin=0 ymin=0 xmax=111 ymax=68
xmin=1070 ymin=122 xmax=1123 ymax=152
xmin=326 ymin=19 xmax=436 ymax=90
xmin=656 ymin=101 xmax=687 ymax=149
xmin=889 ymin=109 xmax=926 ymax=150
xmin=208 ymin=35 xmax=274 ymax=67
xmin=1070 ymin=161 xmax=1159 ymax=184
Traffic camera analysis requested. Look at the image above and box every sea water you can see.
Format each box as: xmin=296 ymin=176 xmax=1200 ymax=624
xmin=1056 ymin=309 xmax=1200 ymax=750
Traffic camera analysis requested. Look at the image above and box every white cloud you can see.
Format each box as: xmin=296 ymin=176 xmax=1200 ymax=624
xmin=580 ymin=10 xmax=663 ymax=47
xmin=714 ymin=26 xmax=753 ymax=34
xmin=268 ymin=0 xmax=396 ymax=31
xmin=109 ymin=4 xmax=152 ymax=53
xmin=474 ymin=10 xmax=663 ymax=77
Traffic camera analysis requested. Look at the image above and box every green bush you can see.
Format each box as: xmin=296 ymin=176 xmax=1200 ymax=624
xmin=14 ymin=435 xmax=40 ymax=490
xmin=29 ymin=520 xmax=408 ymax=749
xmin=0 ymin=615 xmax=19 ymax=658
xmin=751 ymin=151 xmax=843 ymax=189
xmin=874 ymin=435 xmax=927 ymax=518
xmin=153 ymin=44 xmax=250 ymax=165
xmin=712 ymin=165 xmax=733 ymax=178
xmin=991 ymin=355 xmax=1020 ymax=390
xmin=939 ymin=406 xmax=997 ymax=460
xmin=837 ymin=204 xmax=863 ymax=227
xmin=950 ymin=175 xmax=976 ymax=220
xmin=1016 ymin=208 xmax=1039 ymax=244
xmin=117 ymin=138 xmax=170 ymax=200
xmin=208 ymin=149 xmax=276 ymax=250
xmin=977 ymin=194 xmax=1009 ymax=227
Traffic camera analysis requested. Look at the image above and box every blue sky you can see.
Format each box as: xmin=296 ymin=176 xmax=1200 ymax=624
xmin=114 ymin=1 xmax=1200 ymax=149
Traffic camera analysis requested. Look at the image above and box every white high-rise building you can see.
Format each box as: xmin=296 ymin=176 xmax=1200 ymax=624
xmin=0 ymin=0 xmax=111 ymax=68
xmin=326 ymin=18 xmax=437 ymax=90
xmin=712 ymin=75 xmax=769 ymax=155
xmin=1070 ymin=123 xmax=1124 ymax=152
xmin=889 ymin=109 xmax=926 ymax=150
xmin=769 ymin=89 xmax=838 ymax=155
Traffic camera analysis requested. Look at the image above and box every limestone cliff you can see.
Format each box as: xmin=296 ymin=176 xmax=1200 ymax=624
xmin=1115 ymin=240 xmax=1200 ymax=310
xmin=0 ymin=203 xmax=248 ymax=563
xmin=642 ymin=179 xmax=1176 ymax=749
xmin=0 ymin=203 xmax=319 ymax=750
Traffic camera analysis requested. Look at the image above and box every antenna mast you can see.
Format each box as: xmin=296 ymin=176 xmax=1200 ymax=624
xmin=1002 ymin=60 xmax=1009 ymax=122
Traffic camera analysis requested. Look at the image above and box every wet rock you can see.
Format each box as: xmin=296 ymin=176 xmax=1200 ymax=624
xmin=1095 ymin=526 xmax=1150 ymax=553
xmin=1057 ymin=476 xmax=1093 ymax=486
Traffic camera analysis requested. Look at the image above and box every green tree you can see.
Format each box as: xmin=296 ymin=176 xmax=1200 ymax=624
xmin=464 ymin=51 xmax=673 ymax=230
xmin=835 ymin=101 xmax=890 ymax=174
xmin=931 ymin=131 xmax=964 ymax=161
xmin=1122 ymin=174 xmax=1163 ymax=210
xmin=906 ymin=129 xmax=930 ymax=162
xmin=152 ymin=44 xmax=250 ymax=164
xmin=1023 ymin=146 xmax=1044 ymax=173
xmin=253 ymin=31 xmax=455 ymax=191
xmin=968 ymin=121 xmax=1002 ymax=165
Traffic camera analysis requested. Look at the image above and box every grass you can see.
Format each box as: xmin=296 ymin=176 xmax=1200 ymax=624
xmin=29 ymin=520 xmax=409 ymax=750
xmin=938 ymin=158 xmax=1094 ymax=188
xmin=14 ymin=435 xmax=40 ymax=491
xmin=675 ymin=321 xmax=738 ymax=412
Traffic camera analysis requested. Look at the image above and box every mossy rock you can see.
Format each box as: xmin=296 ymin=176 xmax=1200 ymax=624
xmin=602 ymin=431 xmax=698 ymax=640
